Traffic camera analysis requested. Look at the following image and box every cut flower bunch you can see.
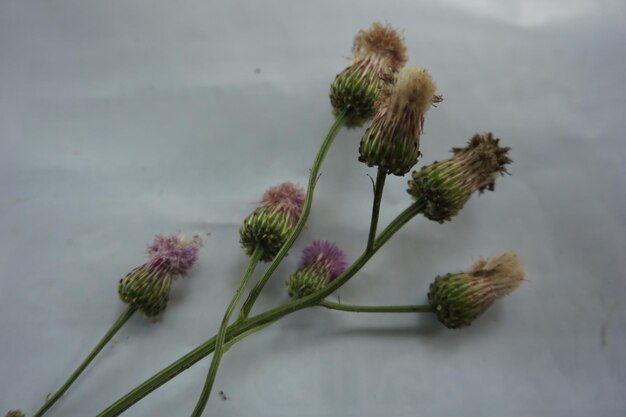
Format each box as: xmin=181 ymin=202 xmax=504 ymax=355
xmin=8 ymin=22 xmax=525 ymax=417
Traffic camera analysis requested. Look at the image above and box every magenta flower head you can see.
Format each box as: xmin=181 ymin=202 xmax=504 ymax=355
xmin=286 ymin=240 xmax=348 ymax=298
xmin=240 ymin=182 xmax=305 ymax=262
xmin=118 ymin=234 xmax=202 ymax=317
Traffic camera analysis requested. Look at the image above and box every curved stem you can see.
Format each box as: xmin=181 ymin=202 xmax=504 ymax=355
xmin=95 ymin=199 xmax=425 ymax=417
xmin=366 ymin=167 xmax=387 ymax=252
xmin=319 ymin=299 xmax=433 ymax=313
xmin=237 ymin=110 xmax=349 ymax=320
xmin=190 ymin=246 xmax=263 ymax=417
xmin=33 ymin=305 xmax=137 ymax=417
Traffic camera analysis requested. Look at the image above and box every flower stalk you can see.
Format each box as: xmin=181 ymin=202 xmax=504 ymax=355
xmin=319 ymin=300 xmax=433 ymax=313
xmin=31 ymin=305 xmax=137 ymax=417
xmin=190 ymin=245 xmax=264 ymax=417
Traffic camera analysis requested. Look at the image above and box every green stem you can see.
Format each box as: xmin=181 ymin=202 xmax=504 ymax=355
xmin=190 ymin=246 xmax=263 ymax=417
xmin=237 ymin=110 xmax=349 ymax=321
xmin=319 ymin=299 xmax=433 ymax=313
xmin=95 ymin=199 xmax=425 ymax=417
xmin=33 ymin=305 xmax=137 ymax=417
xmin=366 ymin=167 xmax=387 ymax=252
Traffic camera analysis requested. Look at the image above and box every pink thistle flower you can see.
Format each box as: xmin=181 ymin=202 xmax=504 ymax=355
xmin=286 ymin=240 xmax=348 ymax=298
xmin=259 ymin=182 xmax=305 ymax=224
xmin=299 ymin=240 xmax=348 ymax=281
xmin=148 ymin=234 xmax=202 ymax=276
xmin=119 ymin=233 xmax=202 ymax=317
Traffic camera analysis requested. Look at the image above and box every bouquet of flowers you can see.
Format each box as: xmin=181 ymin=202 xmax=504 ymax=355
xmin=7 ymin=21 xmax=524 ymax=417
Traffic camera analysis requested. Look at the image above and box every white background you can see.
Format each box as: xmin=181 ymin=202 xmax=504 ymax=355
xmin=2 ymin=1 xmax=626 ymax=416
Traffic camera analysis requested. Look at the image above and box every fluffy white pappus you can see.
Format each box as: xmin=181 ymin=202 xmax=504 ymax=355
xmin=389 ymin=66 xmax=438 ymax=115
xmin=471 ymin=250 xmax=525 ymax=297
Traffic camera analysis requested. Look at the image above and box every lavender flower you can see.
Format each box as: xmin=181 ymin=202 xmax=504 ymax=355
xmin=118 ymin=234 xmax=202 ymax=317
xmin=240 ymin=182 xmax=306 ymax=262
xmin=286 ymin=240 xmax=348 ymax=298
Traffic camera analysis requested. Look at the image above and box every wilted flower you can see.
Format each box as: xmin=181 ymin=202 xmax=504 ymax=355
xmin=286 ymin=240 xmax=348 ymax=298
xmin=407 ymin=132 xmax=511 ymax=222
xmin=359 ymin=66 xmax=441 ymax=175
xmin=240 ymin=182 xmax=305 ymax=262
xmin=118 ymin=234 xmax=202 ymax=317
xmin=330 ymin=22 xmax=407 ymax=127
xmin=428 ymin=251 xmax=524 ymax=328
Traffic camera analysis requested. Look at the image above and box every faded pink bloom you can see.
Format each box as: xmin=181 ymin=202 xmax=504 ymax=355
xmin=258 ymin=182 xmax=305 ymax=224
xmin=147 ymin=234 xmax=202 ymax=276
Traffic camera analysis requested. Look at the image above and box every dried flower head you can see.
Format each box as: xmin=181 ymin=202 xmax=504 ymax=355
xmin=359 ymin=66 xmax=441 ymax=176
xmin=118 ymin=234 xmax=202 ymax=317
xmin=428 ymin=251 xmax=524 ymax=329
xmin=407 ymin=132 xmax=511 ymax=222
xmin=286 ymin=240 xmax=348 ymax=298
xmin=5 ymin=411 xmax=25 ymax=417
xmin=240 ymin=182 xmax=306 ymax=262
xmin=330 ymin=22 xmax=407 ymax=127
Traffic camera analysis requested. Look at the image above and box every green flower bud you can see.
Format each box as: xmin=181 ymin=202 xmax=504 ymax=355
xmin=118 ymin=263 xmax=172 ymax=318
xmin=408 ymin=132 xmax=511 ymax=222
xmin=330 ymin=22 xmax=407 ymax=128
xmin=240 ymin=207 xmax=295 ymax=262
xmin=428 ymin=251 xmax=524 ymax=328
xmin=286 ymin=265 xmax=328 ymax=298
xmin=5 ymin=410 xmax=25 ymax=417
xmin=239 ymin=182 xmax=305 ymax=262
xmin=359 ymin=66 xmax=442 ymax=175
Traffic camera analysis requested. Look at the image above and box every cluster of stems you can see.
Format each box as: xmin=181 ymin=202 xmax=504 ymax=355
xmin=28 ymin=107 xmax=435 ymax=417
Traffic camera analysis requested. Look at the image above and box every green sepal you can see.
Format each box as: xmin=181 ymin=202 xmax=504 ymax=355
xmin=118 ymin=265 xmax=171 ymax=318
xmin=239 ymin=207 xmax=292 ymax=262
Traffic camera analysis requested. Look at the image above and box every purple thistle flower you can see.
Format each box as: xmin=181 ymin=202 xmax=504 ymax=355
xmin=147 ymin=234 xmax=202 ymax=276
xmin=259 ymin=182 xmax=305 ymax=224
xmin=119 ymin=233 xmax=202 ymax=317
xmin=299 ymin=240 xmax=348 ymax=281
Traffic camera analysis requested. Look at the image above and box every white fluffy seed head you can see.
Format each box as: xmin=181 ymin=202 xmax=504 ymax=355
xmin=388 ymin=66 xmax=438 ymax=116
xmin=470 ymin=250 xmax=525 ymax=297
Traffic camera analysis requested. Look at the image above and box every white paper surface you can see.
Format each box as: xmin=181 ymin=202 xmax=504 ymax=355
xmin=1 ymin=1 xmax=626 ymax=416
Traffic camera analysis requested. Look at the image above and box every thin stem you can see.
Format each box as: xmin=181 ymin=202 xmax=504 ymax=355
xmin=237 ymin=110 xmax=349 ymax=321
xmin=319 ymin=300 xmax=433 ymax=313
xmin=95 ymin=199 xmax=426 ymax=417
xmin=190 ymin=245 xmax=264 ymax=417
xmin=33 ymin=305 xmax=137 ymax=417
xmin=366 ymin=167 xmax=387 ymax=252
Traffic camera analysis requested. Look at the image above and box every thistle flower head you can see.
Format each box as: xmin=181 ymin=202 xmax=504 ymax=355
xmin=287 ymin=240 xmax=348 ymax=298
xmin=407 ymin=132 xmax=511 ymax=222
xmin=240 ymin=182 xmax=306 ymax=262
xmin=359 ymin=66 xmax=442 ymax=176
xmin=428 ymin=251 xmax=524 ymax=329
xmin=352 ymin=22 xmax=407 ymax=73
xmin=148 ymin=234 xmax=202 ymax=275
xmin=5 ymin=411 xmax=25 ymax=417
xmin=330 ymin=22 xmax=407 ymax=127
xmin=118 ymin=234 xmax=201 ymax=318
xmin=258 ymin=182 xmax=305 ymax=224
